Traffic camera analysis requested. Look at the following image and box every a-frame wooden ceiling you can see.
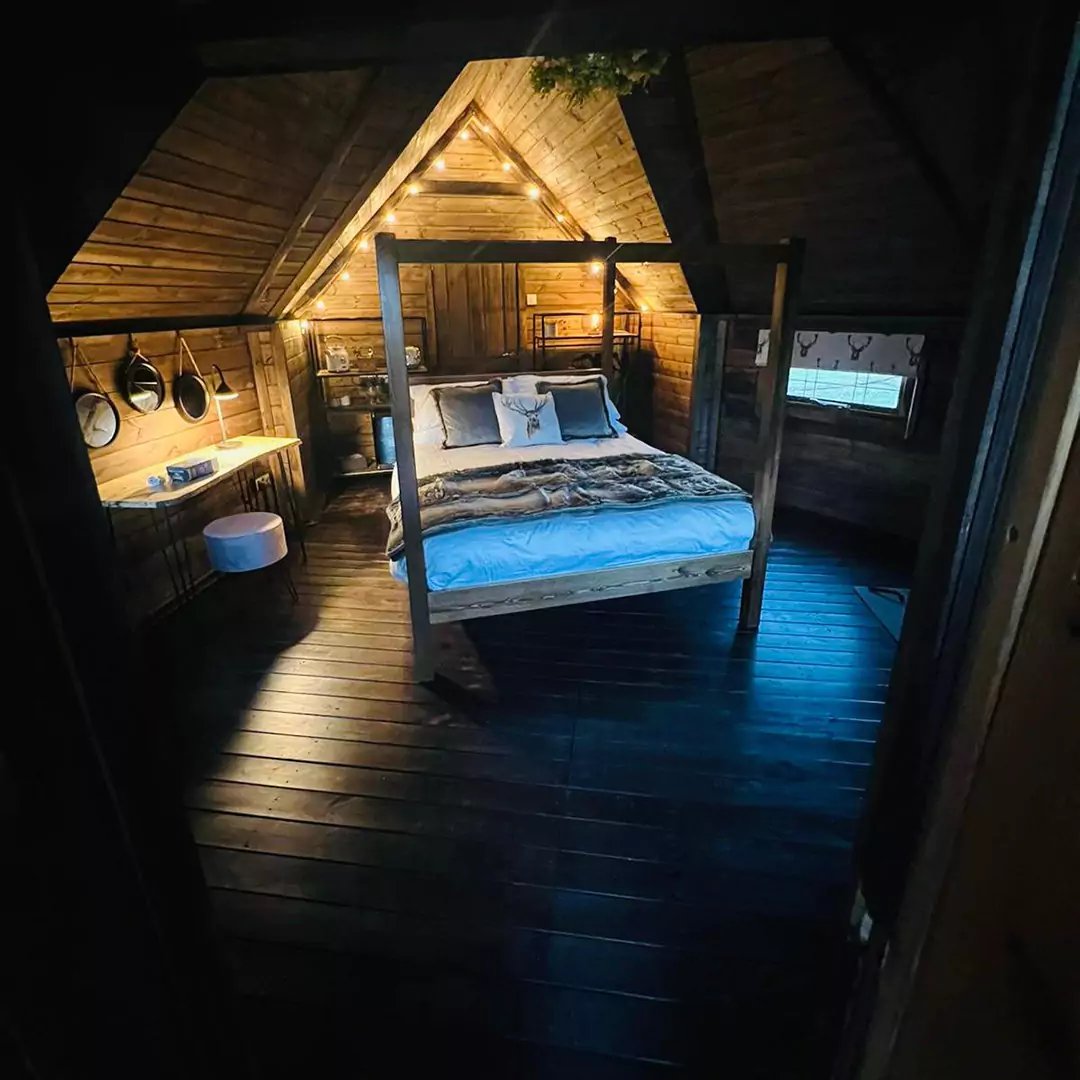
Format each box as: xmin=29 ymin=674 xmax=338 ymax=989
xmin=48 ymin=38 xmax=986 ymax=327
xmin=47 ymin=58 xmax=696 ymax=327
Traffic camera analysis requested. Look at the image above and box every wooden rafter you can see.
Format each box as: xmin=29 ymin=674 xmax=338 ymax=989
xmin=271 ymin=65 xmax=463 ymax=317
xmin=620 ymin=51 xmax=731 ymax=312
xmin=830 ymin=33 xmax=973 ymax=246
xmin=469 ymin=106 xmax=644 ymax=309
xmin=243 ymin=69 xmax=381 ymax=314
xmin=290 ymin=102 xmax=478 ymax=315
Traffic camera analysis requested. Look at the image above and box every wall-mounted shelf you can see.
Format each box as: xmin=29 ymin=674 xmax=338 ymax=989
xmin=309 ymin=316 xmax=426 ymax=476
xmin=316 ymin=367 xmax=386 ymax=378
xmin=335 ymin=464 xmax=393 ymax=479
xmin=325 ymin=403 xmax=391 ymax=414
xmin=531 ymin=311 xmax=642 ymax=368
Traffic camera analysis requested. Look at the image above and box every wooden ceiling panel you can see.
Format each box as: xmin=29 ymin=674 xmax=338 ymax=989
xmin=472 ymin=59 xmax=695 ymax=312
xmin=686 ymin=39 xmax=974 ymax=313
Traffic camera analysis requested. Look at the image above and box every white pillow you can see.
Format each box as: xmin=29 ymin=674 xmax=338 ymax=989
xmin=411 ymin=380 xmax=493 ymax=445
xmin=503 ymin=373 xmax=626 ymax=433
xmin=492 ymin=392 xmax=564 ymax=449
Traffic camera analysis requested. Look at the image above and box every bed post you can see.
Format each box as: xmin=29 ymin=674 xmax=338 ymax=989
xmin=739 ymin=237 xmax=805 ymax=631
xmin=599 ymin=236 xmax=618 ymax=381
xmin=375 ymin=232 xmax=435 ymax=683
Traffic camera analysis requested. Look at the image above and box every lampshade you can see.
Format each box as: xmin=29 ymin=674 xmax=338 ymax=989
xmin=212 ymin=364 xmax=239 ymax=401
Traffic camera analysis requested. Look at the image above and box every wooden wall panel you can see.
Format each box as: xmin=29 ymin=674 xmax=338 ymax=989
xmin=261 ymin=64 xmax=464 ymax=314
xmin=686 ymin=40 xmax=974 ymax=313
xmin=642 ymin=312 xmax=699 ymax=453
xmin=713 ymin=323 xmax=959 ymax=537
xmin=472 ymin=59 xmax=694 ymax=313
xmin=45 ymin=68 xmax=454 ymax=325
xmin=272 ymin=321 xmax=323 ymax=518
xmin=61 ymin=326 xmax=269 ymax=622
xmin=292 ymin=65 xmax=486 ymax=303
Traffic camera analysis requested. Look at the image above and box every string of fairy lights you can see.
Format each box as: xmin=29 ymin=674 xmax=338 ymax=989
xmin=298 ymin=115 xmax=656 ymax=326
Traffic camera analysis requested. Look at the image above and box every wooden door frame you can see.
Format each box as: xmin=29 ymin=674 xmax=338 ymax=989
xmin=839 ymin=16 xmax=1078 ymax=1078
xmin=8 ymin=206 xmax=244 ymax=1078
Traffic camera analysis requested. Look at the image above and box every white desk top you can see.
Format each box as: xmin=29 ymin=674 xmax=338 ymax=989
xmin=97 ymin=436 xmax=301 ymax=510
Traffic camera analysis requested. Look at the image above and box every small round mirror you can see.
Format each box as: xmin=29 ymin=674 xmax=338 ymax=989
xmin=175 ymin=371 xmax=210 ymax=422
xmin=75 ymin=391 xmax=120 ymax=448
xmin=124 ymin=352 xmax=165 ymax=413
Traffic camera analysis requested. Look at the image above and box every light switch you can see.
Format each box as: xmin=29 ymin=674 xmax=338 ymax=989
xmin=526 ymin=293 xmax=538 ymax=306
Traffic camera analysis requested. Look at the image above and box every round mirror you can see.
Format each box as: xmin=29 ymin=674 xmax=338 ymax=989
xmin=123 ymin=352 xmax=165 ymax=413
xmin=75 ymin=391 xmax=120 ymax=448
xmin=175 ymin=371 xmax=210 ymax=422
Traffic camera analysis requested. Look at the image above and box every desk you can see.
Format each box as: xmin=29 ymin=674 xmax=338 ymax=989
xmin=98 ymin=436 xmax=304 ymax=605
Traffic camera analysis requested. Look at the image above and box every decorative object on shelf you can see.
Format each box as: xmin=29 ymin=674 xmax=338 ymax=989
xmin=530 ymin=51 xmax=668 ymax=107
xmin=211 ymin=364 xmax=241 ymax=448
xmin=340 ymin=452 xmax=369 ymax=474
xmin=324 ymin=343 xmax=351 ymax=372
xmin=405 ymin=345 xmax=423 ymax=370
xmin=174 ymin=334 xmax=210 ymax=422
xmin=165 ymin=454 xmax=218 ymax=484
xmin=68 ymin=338 xmax=120 ymax=449
xmin=122 ymin=342 xmax=165 ymax=414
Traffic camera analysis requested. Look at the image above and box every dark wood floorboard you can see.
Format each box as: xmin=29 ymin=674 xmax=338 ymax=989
xmin=158 ymin=480 xmax=911 ymax=1079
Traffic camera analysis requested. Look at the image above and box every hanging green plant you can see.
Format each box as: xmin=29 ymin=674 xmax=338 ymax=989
xmin=530 ymin=51 xmax=668 ymax=108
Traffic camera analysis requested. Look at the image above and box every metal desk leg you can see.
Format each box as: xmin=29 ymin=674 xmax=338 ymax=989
xmin=162 ymin=504 xmax=195 ymax=604
xmin=149 ymin=509 xmax=184 ymax=604
xmin=278 ymin=449 xmax=306 ymax=562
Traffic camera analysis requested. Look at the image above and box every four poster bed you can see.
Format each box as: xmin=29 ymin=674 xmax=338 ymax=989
xmin=375 ymin=236 xmax=804 ymax=683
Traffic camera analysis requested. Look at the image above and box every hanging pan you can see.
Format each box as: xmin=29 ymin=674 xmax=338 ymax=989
xmin=174 ymin=334 xmax=210 ymax=422
xmin=122 ymin=338 xmax=166 ymax=413
xmin=68 ymin=339 xmax=120 ymax=449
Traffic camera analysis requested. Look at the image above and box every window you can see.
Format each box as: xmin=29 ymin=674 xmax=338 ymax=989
xmin=787 ymin=368 xmax=908 ymax=413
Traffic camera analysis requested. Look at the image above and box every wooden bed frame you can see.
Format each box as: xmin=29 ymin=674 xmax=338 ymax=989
xmin=375 ymin=235 xmax=804 ymax=682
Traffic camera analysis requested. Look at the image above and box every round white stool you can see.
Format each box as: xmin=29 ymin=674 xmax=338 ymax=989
xmin=203 ymin=511 xmax=296 ymax=600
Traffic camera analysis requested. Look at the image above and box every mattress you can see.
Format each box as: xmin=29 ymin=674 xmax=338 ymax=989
xmin=389 ymin=434 xmax=756 ymax=591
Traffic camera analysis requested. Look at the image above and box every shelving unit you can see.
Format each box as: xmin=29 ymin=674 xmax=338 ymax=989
xmin=531 ymin=310 xmax=642 ymax=369
xmin=310 ymin=316 xmax=427 ymax=478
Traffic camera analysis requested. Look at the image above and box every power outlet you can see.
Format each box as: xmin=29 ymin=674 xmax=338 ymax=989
xmin=526 ymin=293 xmax=538 ymax=306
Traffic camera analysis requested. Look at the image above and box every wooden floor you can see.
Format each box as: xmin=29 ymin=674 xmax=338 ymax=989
xmin=164 ymin=481 xmax=911 ymax=1079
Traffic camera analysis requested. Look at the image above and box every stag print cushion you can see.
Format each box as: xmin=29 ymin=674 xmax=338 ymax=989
xmin=492 ymin=391 xmax=564 ymax=449
xmin=535 ymin=378 xmax=618 ymax=439
xmin=432 ymin=382 xmax=503 ymax=449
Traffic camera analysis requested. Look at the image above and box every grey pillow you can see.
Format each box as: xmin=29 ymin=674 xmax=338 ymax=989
xmin=432 ymin=381 xmax=502 ymax=448
xmin=536 ymin=378 xmax=617 ymax=439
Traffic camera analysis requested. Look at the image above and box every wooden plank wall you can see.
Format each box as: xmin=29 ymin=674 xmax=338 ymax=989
xmin=472 ymin=60 xmax=695 ymax=312
xmin=686 ymin=40 xmax=974 ymax=312
xmin=714 ymin=323 xmax=959 ymax=538
xmin=62 ymin=326 xmax=269 ymax=621
xmin=260 ymin=64 xmax=465 ymax=314
xmin=48 ymin=72 xmax=376 ymax=323
xmin=298 ymin=65 xmax=487 ymax=296
xmin=642 ymin=313 xmax=700 ymax=452
xmin=270 ymin=321 xmax=323 ymax=517
xmin=316 ymin=132 xmax=639 ymax=373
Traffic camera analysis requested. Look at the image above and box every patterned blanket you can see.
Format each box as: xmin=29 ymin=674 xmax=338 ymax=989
xmin=386 ymin=453 xmax=750 ymax=559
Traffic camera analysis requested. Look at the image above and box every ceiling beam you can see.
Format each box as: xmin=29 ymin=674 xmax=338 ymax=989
xmin=290 ymin=102 xmax=478 ymax=315
xmin=192 ymin=5 xmax=838 ymax=75
xmin=50 ymin=313 xmax=276 ymax=339
xmin=243 ymin=69 xmax=382 ymax=314
xmin=386 ymin=238 xmax=787 ymax=265
xmin=620 ymin=50 xmax=731 ymax=312
xmin=468 ymin=106 xmax=643 ymax=308
xmin=271 ymin=63 xmax=464 ymax=317
xmin=830 ymin=32 xmax=974 ymax=246
xmin=418 ymin=179 xmax=535 ymax=198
